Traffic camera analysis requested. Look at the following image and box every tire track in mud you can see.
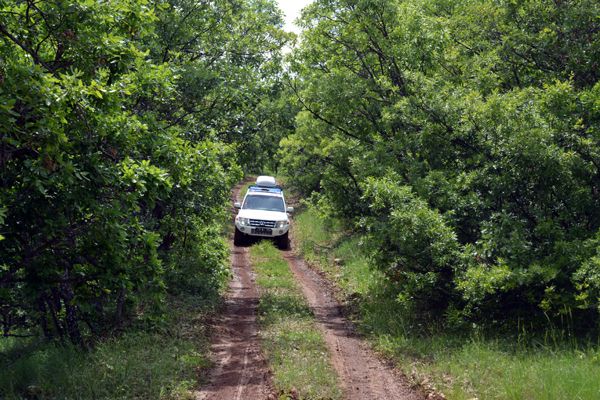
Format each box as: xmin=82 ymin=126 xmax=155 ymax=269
xmin=282 ymin=251 xmax=426 ymax=400
xmin=195 ymin=184 xmax=274 ymax=400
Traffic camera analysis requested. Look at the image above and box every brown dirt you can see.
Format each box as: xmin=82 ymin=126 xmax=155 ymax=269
xmin=282 ymin=251 xmax=426 ymax=400
xmin=195 ymin=183 xmax=274 ymax=400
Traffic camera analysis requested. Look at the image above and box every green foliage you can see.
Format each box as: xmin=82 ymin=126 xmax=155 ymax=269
xmin=150 ymin=0 xmax=293 ymax=172
xmin=0 ymin=0 xmax=287 ymax=343
xmin=573 ymin=233 xmax=600 ymax=315
xmin=280 ymin=0 xmax=600 ymax=330
xmin=361 ymin=176 xmax=459 ymax=312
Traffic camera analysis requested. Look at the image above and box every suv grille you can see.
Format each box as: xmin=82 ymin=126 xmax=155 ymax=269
xmin=249 ymin=219 xmax=276 ymax=228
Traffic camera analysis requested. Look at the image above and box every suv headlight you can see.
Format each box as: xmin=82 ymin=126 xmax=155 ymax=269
xmin=276 ymin=220 xmax=289 ymax=228
xmin=236 ymin=217 xmax=250 ymax=226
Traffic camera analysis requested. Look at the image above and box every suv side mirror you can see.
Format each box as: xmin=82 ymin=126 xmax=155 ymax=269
xmin=286 ymin=207 xmax=294 ymax=213
xmin=234 ymin=202 xmax=241 ymax=209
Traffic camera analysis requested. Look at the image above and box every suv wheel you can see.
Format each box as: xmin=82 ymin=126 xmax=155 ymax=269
xmin=234 ymin=228 xmax=246 ymax=246
xmin=276 ymin=232 xmax=290 ymax=250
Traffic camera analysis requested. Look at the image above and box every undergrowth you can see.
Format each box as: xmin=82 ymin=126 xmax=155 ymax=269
xmin=0 ymin=294 xmax=218 ymax=400
xmin=293 ymin=206 xmax=600 ymax=400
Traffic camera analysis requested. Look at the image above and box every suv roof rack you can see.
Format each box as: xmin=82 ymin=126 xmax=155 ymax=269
xmin=248 ymin=185 xmax=282 ymax=194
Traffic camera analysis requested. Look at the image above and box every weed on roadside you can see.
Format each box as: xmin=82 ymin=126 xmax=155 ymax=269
xmin=0 ymin=294 xmax=216 ymax=400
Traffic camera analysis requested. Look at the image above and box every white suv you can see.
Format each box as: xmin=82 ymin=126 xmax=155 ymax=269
xmin=234 ymin=176 xmax=293 ymax=249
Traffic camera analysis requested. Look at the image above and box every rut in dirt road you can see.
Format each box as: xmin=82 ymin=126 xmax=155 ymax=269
xmin=195 ymin=185 xmax=274 ymax=400
xmin=282 ymin=252 xmax=426 ymax=400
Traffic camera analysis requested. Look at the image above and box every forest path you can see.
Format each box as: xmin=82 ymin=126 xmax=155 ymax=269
xmin=198 ymin=181 xmax=425 ymax=399
xmin=195 ymin=182 xmax=275 ymax=400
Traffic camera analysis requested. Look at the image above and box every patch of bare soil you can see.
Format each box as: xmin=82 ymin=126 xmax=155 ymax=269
xmin=282 ymin=251 xmax=427 ymax=400
xmin=195 ymin=183 xmax=274 ymax=400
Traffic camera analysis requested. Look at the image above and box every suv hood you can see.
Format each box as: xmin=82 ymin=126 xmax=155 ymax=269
xmin=237 ymin=209 xmax=288 ymax=221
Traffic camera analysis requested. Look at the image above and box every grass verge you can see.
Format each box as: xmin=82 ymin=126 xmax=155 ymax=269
xmin=250 ymin=241 xmax=341 ymax=400
xmin=294 ymin=206 xmax=600 ymax=400
xmin=0 ymin=294 xmax=217 ymax=400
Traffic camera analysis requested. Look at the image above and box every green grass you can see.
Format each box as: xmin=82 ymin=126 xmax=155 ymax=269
xmin=294 ymin=206 xmax=600 ymax=400
xmin=0 ymin=295 xmax=216 ymax=400
xmin=250 ymin=241 xmax=342 ymax=400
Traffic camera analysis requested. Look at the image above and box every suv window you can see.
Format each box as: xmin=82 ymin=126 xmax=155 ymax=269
xmin=243 ymin=195 xmax=285 ymax=212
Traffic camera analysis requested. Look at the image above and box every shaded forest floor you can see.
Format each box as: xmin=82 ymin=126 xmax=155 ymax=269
xmin=0 ymin=293 xmax=217 ymax=400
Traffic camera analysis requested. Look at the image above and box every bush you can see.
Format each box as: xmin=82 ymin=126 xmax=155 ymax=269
xmin=360 ymin=176 xmax=459 ymax=314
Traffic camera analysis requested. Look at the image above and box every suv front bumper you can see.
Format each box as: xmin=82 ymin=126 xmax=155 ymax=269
xmin=235 ymin=219 xmax=289 ymax=238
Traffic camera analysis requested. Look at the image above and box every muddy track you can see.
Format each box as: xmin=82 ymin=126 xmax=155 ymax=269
xmin=195 ymin=183 xmax=274 ymax=400
xmin=282 ymin=252 xmax=425 ymax=400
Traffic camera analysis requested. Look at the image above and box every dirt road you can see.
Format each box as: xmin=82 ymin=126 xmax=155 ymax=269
xmin=198 ymin=182 xmax=424 ymax=399
xmin=282 ymin=252 xmax=425 ymax=400
xmin=195 ymin=184 xmax=274 ymax=400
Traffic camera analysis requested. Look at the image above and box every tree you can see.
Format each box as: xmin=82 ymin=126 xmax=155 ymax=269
xmin=281 ymin=0 xmax=600 ymax=329
xmin=0 ymin=0 xmax=287 ymax=343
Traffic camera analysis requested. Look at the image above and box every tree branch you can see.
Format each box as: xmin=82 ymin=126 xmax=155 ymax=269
xmin=0 ymin=23 xmax=52 ymax=71
xmin=288 ymin=80 xmax=374 ymax=146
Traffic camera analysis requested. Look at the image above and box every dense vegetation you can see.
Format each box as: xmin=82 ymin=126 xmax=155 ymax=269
xmin=280 ymin=0 xmax=600 ymax=332
xmin=2 ymin=0 xmax=600 ymax=396
xmin=0 ymin=0 xmax=289 ymax=344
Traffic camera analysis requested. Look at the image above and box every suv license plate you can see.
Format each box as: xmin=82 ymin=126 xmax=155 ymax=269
xmin=251 ymin=228 xmax=272 ymax=235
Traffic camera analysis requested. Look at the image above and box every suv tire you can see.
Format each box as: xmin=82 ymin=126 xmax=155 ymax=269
xmin=234 ymin=228 xmax=246 ymax=247
xmin=276 ymin=232 xmax=290 ymax=250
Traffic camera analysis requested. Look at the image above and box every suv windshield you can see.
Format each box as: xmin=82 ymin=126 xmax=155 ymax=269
xmin=243 ymin=195 xmax=285 ymax=212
